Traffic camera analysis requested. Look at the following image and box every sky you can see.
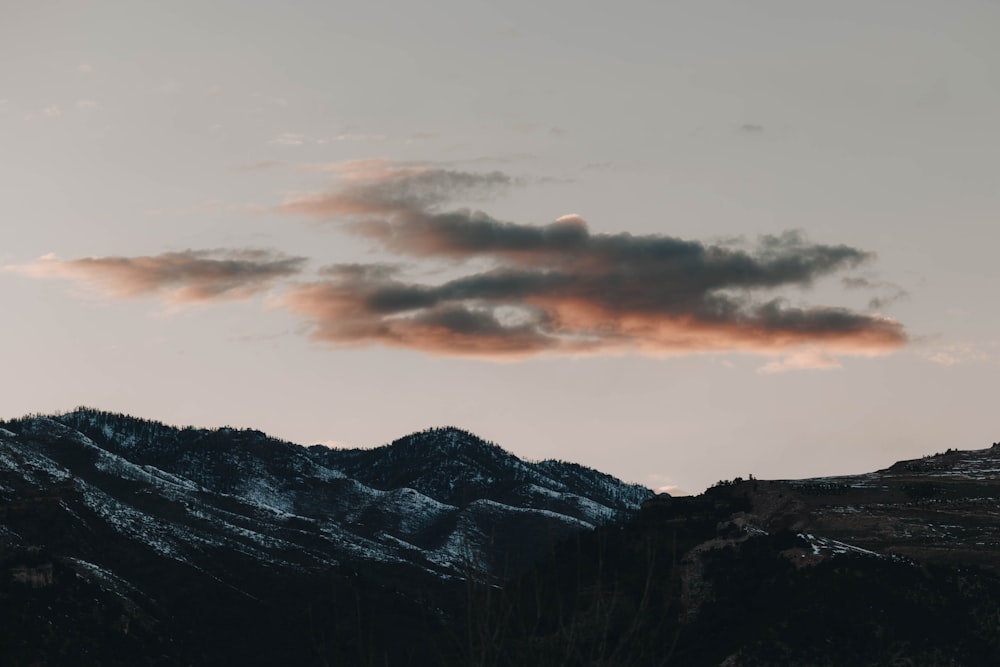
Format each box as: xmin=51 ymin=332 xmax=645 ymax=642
xmin=2 ymin=0 xmax=999 ymax=495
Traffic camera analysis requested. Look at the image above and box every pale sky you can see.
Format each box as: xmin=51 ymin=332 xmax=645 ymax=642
xmin=3 ymin=0 xmax=999 ymax=494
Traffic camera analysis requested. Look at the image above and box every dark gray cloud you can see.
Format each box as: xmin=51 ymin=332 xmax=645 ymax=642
xmin=275 ymin=163 xmax=908 ymax=358
xmin=11 ymin=162 xmax=908 ymax=362
xmin=283 ymin=248 xmax=905 ymax=358
xmin=274 ymin=161 xmax=906 ymax=357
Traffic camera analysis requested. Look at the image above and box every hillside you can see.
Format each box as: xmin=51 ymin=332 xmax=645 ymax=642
xmin=2 ymin=409 xmax=999 ymax=665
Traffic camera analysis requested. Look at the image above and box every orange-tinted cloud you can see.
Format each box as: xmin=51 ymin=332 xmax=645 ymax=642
xmin=757 ymin=349 xmax=844 ymax=374
xmin=274 ymin=164 xmax=906 ymax=359
xmin=10 ymin=249 xmax=306 ymax=304
xmin=281 ymin=262 xmax=905 ymax=359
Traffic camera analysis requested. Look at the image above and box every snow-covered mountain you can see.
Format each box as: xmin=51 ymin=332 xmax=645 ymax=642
xmin=0 ymin=408 xmax=651 ymax=582
xmin=0 ymin=408 xmax=653 ymax=664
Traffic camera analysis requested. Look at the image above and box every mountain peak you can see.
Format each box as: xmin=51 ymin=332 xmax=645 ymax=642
xmin=391 ymin=425 xmax=505 ymax=453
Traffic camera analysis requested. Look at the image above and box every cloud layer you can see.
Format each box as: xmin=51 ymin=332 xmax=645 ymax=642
xmin=10 ymin=249 xmax=305 ymax=304
xmin=9 ymin=164 xmax=907 ymax=361
xmin=277 ymin=164 xmax=907 ymax=359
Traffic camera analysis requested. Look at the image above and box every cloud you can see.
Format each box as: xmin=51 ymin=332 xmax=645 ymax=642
xmin=272 ymin=163 xmax=906 ymax=359
xmin=15 ymin=164 xmax=904 ymax=362
xmin=77 ymin=63 xmax=92 ymax=73
xmin=8 ymin=249 xmax=306 ymax=304
xmin=42 ymin=105 xmax=62 ymax=118
xmin=332 ymin=132 xmax=386 ymax=142
xmin=313 ymin=439 xmax=350 ymax=448
xmin=269 ymin=132 xmax=307 ymax=146
xmin=234 ymin=160 xmax=283 ymax=172
xmin=922 ymin=343 xmax=999 ymax=367
xmin=296 ymin=158 xmax=420 ymax=175
xmin=926 ymin=349 xmax=965 ymax=367
xmin=646 ymin=473 xmax=689 ymax=496
xmin=739 ymin=123 xmax=765 ymax=133
xmin=757 ymin=349 xmax=843 ymax=374
xmin=276 ymin=162 xmax=512 ymax=220
xmin=841 ymin=276 xmax=909 ymax=311
xmin=268 ymin=131 xmax=386 ymax=147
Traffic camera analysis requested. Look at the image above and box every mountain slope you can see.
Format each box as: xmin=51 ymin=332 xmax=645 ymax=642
xmin=310 ymin=427 xmax=650 ymax=525
xmin=6 ymin=408 xmax=999 ymax=666
xmin=0 ymin=408 xmax=653 ymax=666
xmin=699 ymin=443 xmax=1000 ymax=573
xmin=1 ymin=409 xmax=651 ymax=581
xmin=460 ymin=444 xmax=1000 ymax=666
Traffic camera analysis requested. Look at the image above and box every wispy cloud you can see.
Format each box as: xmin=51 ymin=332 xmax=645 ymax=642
xmin=332 ymin=132 xmax=385 ymax=142
xmin=757 ymin=349 xmax=843 ymax=374
xmin=646 ymin=473 xmax=689 ymax=496
xmin=268 ymin=131 xmax=386 ymax=147
xmin=8 ymin=249 xmax=306 ymax=304
xmin=234 ymin=160 xmax=283 ymax=172
xmin=277 ymin=161 xmax=512 ymax=220
xmin=268 ymin=132 xmax=308 ymax=146
xmin=922 ymin=342 xmax=999 ymax=367
xmin=841 ymin=276 xmax=909 ymax=311
xmin=276 ymin=163 xmax=907 ymax=359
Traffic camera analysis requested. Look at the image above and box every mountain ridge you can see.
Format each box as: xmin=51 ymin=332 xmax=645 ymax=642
xmin=3 ymin=408 xmax=1000 ymax=665
xmin=0 ymin=407 xmax=652 ymax=580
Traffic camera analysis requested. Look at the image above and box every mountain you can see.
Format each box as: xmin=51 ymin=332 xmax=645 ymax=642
xmin=0 ymin=408 xmax=650 ymax=666
xmin=0 ymin=409 xmax=649 ymax=575
xmin=462 ymin=444 xmax=1000 ymax=666
xmin=3 ymin=408 xmax=1000 ymax=666
xmin=310 ymin=427 xmax=649 ymax=572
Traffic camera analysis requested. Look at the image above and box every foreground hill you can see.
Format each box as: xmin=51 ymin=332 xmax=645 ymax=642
xmin=469 ymin=444 xmax=1000 ymax=666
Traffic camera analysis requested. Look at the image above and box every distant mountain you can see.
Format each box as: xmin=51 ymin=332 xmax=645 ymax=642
xmin=3 ymin=408 xmax=999 ymax=666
